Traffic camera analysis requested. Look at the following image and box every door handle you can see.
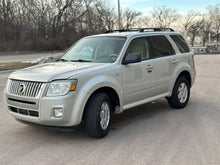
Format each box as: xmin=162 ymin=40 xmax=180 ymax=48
xmin=146 ymin=65 xmax=153 ymax=72
xmin=172 ymin=59 xmax=178 ymax=64
xmin=146 ymin=65 xmax=153 ymax=70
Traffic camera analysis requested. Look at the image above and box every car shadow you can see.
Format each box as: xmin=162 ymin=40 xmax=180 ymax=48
xmin=111 ymin=98 xmax=173 ymax=130
xmin=19 ymin=98 xmax=174 ymax=140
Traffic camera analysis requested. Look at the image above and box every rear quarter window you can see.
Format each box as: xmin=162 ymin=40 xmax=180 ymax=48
xmin=170 ymin=35 xmax=190 ymax=53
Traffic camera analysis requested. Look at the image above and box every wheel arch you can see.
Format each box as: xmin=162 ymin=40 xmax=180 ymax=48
xmin=176 ymin=70 xmax=192 ymax=87
xmin=169 ymin=69 xmax=192 ymax=97
xmin=82 ymin=86 xmax=121 ymax=120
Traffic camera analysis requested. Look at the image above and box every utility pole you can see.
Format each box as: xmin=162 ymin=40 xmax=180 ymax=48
xmin=118 ymin=0 xmax=121 ymax=29
xmin=184 ymin=30 xmax=188 ymax=38
xmin=209 ymin=32 xmax=211 ymax=44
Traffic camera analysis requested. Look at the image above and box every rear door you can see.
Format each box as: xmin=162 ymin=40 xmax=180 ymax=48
xmin=149 ymin=35 xmax=176 ymax=95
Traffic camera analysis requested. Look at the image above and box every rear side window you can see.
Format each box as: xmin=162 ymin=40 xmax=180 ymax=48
xmin=170 ymin=35 xmax=190 ymax=53
xmin=150 ymin=35 xmax=175 ymax=58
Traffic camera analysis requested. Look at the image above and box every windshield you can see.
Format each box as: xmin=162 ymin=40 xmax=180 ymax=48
xmin=61 ymin=37 xmax=126 ymax=63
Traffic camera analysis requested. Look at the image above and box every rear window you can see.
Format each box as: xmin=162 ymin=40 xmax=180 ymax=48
xmin=170 ymin=35 xmax=190 ymax=53
xmin=150 ymin=35 xmax=175 ymax=58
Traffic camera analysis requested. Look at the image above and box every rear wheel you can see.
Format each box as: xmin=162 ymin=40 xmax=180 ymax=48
xmin=167 ymin=76 xmax=190 ymax=109
xmin=84 ymin=92 xmax=112 ymax=138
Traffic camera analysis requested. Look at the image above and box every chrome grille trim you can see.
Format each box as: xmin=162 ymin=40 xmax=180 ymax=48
xmin=8 ymin=79 xmax=44 ymax=98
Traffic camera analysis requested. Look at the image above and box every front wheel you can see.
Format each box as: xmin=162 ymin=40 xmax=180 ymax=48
xmin=167 ymin=76 xmax=190 ymax=109
xmin=84 ymin=92 xmax=112 ymax=138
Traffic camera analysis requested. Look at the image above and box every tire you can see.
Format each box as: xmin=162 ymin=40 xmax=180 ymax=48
xmin=167 ymin=76 xmax=190 ymax=109
xmin=84 ymin=92 xmax=112 ymax=138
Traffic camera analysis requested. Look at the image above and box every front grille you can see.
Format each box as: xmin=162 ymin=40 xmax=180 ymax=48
xmin=8 ymin=79 xmax=43 ymax=98
xmin=10 ymin=106 xmax=39 ymax=117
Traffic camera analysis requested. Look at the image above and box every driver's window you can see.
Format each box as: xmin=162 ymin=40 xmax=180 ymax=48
xmin=126 ymin=37 xmax=150 ymax=61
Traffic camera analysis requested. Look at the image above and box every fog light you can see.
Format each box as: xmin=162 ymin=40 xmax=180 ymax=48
xmin=53 ymin=108 xmax=63 ymax=118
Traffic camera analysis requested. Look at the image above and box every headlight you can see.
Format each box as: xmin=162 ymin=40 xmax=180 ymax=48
xmin=46 ymin=80 xmax=77 ymax=97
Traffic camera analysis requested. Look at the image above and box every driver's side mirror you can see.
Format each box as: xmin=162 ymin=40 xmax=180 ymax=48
xmin=122 ymin=53 xmax=141 ymax=65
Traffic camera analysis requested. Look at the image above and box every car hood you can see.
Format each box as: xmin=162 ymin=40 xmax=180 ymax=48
xmin=9 ymin=62 xmax=109 ymax=82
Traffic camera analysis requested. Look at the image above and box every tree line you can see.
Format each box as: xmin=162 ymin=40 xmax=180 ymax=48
xmin=0 ymin=0 xmax=219 ymax=51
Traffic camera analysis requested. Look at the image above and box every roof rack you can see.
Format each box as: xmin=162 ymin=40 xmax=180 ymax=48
xmin=105 ymin=28 xmax=174 ymax=33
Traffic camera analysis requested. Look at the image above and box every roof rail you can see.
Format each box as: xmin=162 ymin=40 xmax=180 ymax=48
xmin=105 ymin=29 xmax=138 ymax=33
xmin=139 ymin=28 xmax=174 ymax=32
xmin=105 ymin=28 xmax=174 ymax=33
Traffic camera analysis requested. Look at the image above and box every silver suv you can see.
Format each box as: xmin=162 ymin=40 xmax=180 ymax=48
xmin=4 ymin=28 xmax=196 ymax=138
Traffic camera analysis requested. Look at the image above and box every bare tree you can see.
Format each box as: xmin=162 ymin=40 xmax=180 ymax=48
xmin=1 ymin=1 xmax=218 ymax=52
xmin=188 ymin=20 xmax=203 ymax=46
xmin=207 ymin=4 xmax=220 ymax=42
xmin=122 ymin=8 xmax=142 ymax=29
xmin=0 ymin=0 xmax=18 ymax=41
xmin=152 ymin=6 xmax=179 ymax=28
xmin=181 ymin=10 xmax=200 ymax=31
xmin=136 ymin=16 xmax=152 ymax=28
xmin=200 ymin=15 xmax=212 ymax=46
xmin=51 ymin=0 xmax=87 ymax=38
xmin=93 ymin=0 xmax=116 ymax=31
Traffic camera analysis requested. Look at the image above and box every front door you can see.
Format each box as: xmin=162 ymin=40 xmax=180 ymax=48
xmin=121 ymin=37 xmax=157 ymax=106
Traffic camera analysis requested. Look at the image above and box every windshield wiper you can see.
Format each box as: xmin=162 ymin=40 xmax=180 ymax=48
xmin=58 ymin=58 xmax=70 ymax=62
xmin=70 ymin=59 xmax=92 ymax=62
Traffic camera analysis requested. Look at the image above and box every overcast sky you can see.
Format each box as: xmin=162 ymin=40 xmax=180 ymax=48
xmin=113 ymin=0 xmax=219 ymax=14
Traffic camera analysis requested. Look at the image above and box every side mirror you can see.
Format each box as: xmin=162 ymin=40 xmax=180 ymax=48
xmin=122 ymin=53 xmax=141 ymax=65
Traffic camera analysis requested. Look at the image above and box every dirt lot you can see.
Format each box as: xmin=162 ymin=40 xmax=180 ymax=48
xmin=0 ymin=55 xmax=219 ymax=165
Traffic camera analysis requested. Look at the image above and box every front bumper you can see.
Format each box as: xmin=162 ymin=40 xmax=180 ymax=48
xmin=16 ymin=119 xmax=80 ymax=132
xmin=4 ymin=86 xmax=88 ymax=127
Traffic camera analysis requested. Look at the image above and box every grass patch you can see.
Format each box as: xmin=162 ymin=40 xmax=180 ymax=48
xmin=0 ymin=61 xmax=34 ymax=71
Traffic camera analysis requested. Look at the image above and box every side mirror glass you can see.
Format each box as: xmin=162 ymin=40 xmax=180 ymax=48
xmin=122 ymin=53 xmax=141 ymax=65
